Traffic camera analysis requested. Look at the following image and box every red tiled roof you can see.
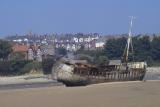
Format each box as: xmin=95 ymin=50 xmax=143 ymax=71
xmin=12 ymin=45 xmax=29 ymax=52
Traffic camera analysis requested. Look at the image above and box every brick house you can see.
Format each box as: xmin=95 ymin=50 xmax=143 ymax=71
xmin=12 ymin=44 xmax=42 ymax=61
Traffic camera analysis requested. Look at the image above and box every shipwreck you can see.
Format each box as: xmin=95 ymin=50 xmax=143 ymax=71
xmin=52 ymin=17 xmax=147 ymax=86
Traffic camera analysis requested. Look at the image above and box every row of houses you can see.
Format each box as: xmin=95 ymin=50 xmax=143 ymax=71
xmin=12 ymin=44 xmax=55 ymax=62
xmin=7 ymin=33 xmax=106 ymax=51
xmin=7 ymin=33 xmax=108 ymax=62
xmin=54 ymin=34 xmax=105 ymax=51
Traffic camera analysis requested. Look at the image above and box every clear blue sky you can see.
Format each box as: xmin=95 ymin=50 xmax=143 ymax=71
xmin=0 ymin=0 xmax=159 ymax=36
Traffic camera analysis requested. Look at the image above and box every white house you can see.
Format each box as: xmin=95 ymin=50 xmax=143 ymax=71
xmin=95 ymin=37 xmax=106 ymax=48
xmin=95 ymin=42 xmax=105 ymax=48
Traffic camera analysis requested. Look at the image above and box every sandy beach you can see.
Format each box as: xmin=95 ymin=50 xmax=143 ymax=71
xmin=0 ymin=81 xmax=160 ymax=107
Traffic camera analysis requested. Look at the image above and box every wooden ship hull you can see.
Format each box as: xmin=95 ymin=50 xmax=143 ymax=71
xmin=53 ymin=62 xmax=146 ymax=86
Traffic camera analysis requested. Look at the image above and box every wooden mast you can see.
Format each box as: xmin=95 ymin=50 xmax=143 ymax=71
xmin=122 ymin=16 xmax=135 ymax=63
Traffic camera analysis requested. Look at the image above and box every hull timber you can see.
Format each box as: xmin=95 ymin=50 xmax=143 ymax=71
xmin=52 ymin=62 xmax=146 ymax=86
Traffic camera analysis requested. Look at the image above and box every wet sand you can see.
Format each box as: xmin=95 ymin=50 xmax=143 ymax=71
xmin=0 ymin=81 xmax=160 ymax=107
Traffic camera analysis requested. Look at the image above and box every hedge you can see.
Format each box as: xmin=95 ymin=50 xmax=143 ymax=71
xmin=0 ymin=60 xmax=36 ymax=76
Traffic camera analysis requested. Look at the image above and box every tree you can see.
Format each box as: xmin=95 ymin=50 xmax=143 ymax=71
xmin=56 ymin=47 xmax=67 ymax=56
xmin=151 ymin=36 xmax=160 ymax=61
xmin=103 ymin=35 xmax=153 ymax=63
xmin=0 ymin=40 xmax=12 ymax=61
xmin=42 ymin=57 xmax=55 ymax=74
xmin=78 ymin=44 xmax=85 ymax=52
xmin=104 ymin=37 xmax=126 ymax=59
xmin=133 ymin=36 xmax=151 ymax=61
xmin=10 ymin=52 xmax=25 ymax=60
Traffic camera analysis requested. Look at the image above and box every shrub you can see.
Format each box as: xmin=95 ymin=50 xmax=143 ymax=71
xmin=0 ymin=60 xmax=31 ymax=76
xmin=10 ymin=52 xmax=26 ymax=60
xmin=77 ymin=54 xmax=94 ymax=63
xmin=95 ymin=56 xmax=109 ymax=65
xmin=20 ymin=61 xmax=42 ymax=75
